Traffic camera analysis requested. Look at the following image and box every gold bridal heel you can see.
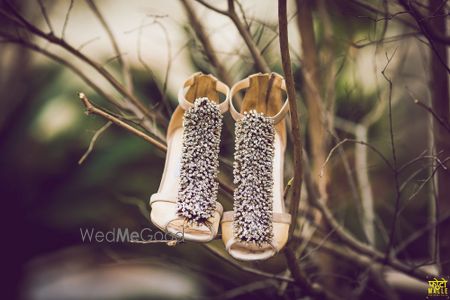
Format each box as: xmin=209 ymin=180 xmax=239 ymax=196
xmin=221 ymin=73 xmax=291 ymax=260
xmin=150 ymin=73 xmax=229 ymax=242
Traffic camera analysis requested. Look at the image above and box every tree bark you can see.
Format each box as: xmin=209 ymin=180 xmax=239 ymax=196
xmin=429 ymin=0 xmax=450 ymax=275
xmin=296 ymin=0 xmax=329 ymax=194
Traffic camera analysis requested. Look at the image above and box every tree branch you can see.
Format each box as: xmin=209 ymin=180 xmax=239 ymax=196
xmin=78 ymin=93 xmax=167 ymax=151
xmin=86 ymin=0 xmax=134 ymax=93
xmin=195 ymin=0 xmax=270 ymax=73
xmin=1 ymin=2 xmax=166 ymax=129
xmin=278 ymin=0 xmax=303 ymax=238
xmin=78 ymin=121 xmax=112 ymax=164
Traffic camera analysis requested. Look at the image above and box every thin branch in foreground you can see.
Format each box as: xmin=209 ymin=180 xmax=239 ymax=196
xmin=303 ymin=150 xmax=433 ymax=281
xmin=279 ymin=1 xmax=336 ymax=299
xmin=77 ymin=36 xmax=101 ymax=51
xmin=278 ymin=0 xmax=303 ymax=238
xmin=1 ymin=2 xmax=162 ymax=127
xmin=61 ymin=0 xmax=74 ymax=39
xmin=203 ymin=244 xmax=294 ymax=283
xmin=86 ymin=0 xmax=134 ymax=93
xmin=320 ymin=138 xmax=394 ymax=176
xmin=37 ymin=0 xmax=54 ymax=33
xmin=382 ymin=49 xmax=402 ymax=259
xmin=78 ymin=92 xmax=167 ymax=152
xmin=78 ymin=121 xmax=112 ymax=164
xmin=411 ymin=96 xmax=450 ymax=134
xmin=0 ymin=32 xmax=124 ymax=110
xmin=195 ymin=0 xmax=270 ymax=73
xmin=77 ymin=92 xmax=235 ymax=195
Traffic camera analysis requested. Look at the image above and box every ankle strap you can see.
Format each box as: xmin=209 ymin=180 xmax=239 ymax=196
xmin=177 ymin=72 xmax=230 ymax=114
xmin=229 ymin=72 xmax=290 ymax=124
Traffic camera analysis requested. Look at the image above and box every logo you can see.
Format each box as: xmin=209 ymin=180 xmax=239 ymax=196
xmin=79 ymin=227 xmax=184 ymax=244
xmin=427 ymin=277 xmax=449 ymax=299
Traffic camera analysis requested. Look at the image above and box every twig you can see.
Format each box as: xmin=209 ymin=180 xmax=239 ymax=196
xmin=398 ymin=0 xmax=450 ymax=45
xmin=77 ymin=92 xmax=235 ymax=195
xmin=37 ymin=0 xmax=54 ymax=33
xmin=382 ymin=49 xmax=402 ymax=259
xmin=77 ymin=36 xmax=100 ymax=51
xmin=2 ymin=2 xmax=165 ymax=128
xmin=203 ymin=244 xmax=294 ymax=283
xmin=411 ymin=95 xmax=450 ymax=133
xmin=348 ymin=0 xmax=418 ymax=29
xmin=399 ymin=157 xmax=450 ymax=214
xmin=61 ymin=0 xmax=74 ymax=39
xmin=78 ymin=92 xmax=167 ymax=151
xmin=195 ymin=0 xmax=228 ymax=15
xmin=0 ymin=32 xmax=124 ymax=109
xmin=78 ymin=121 xmax=112 ymax=164
xmin=349 ymin=32 xmax=422 ymax=48
xmin=195 ymin=0 xmax=270 ymax=72
xmin=279 ymin=2 xmax=337 ymax=299
xmin=397 ymin=0 xmax=450 ymax=73
xmin=321 ymin=138 xmax=394 ymax=175
xmin=278 ymin=0 xmax=303 ymax=238
xmin=394 ymin=211 xmax=450 ymax=256
xmin=132 ymin=16 xmax=172 ymax=116
xmin=227 ymin=0 xmax=270 ymax=73
xmin=284 ymin=246 xmax=341 ymax=300
xmin=86 ymin=0 xmax=134 ymax=93
xmin=334 ymin=118 xmax=376 ymax=245
xmin=303 ymin=151 xmax=433 ymax=281
xmin=182 ymin=0 xmax=232 ymax=85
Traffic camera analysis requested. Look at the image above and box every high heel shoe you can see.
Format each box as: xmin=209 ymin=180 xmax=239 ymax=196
xmin=150 ymin=72 xmax=229 ymax=242
xmin=221 ymin=73 xmax=291 ymax=260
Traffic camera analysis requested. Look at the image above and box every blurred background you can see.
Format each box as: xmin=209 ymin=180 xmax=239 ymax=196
xmin=0 ymin=0 xmax=448 ymax=299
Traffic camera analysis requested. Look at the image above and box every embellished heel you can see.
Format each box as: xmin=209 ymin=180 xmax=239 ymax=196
xmin=150 ymin=73 xmax=229 ymax=242
xmin=222 ymin=73 xmax=291 ymax=260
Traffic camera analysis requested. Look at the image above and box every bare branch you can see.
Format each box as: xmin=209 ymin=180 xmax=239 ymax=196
xmin=78 ymin=93 xmax=167 ymax=151
xmin=398 ymin=0 xmax=450 ymax=45
xmin=77 ymin=36 xmax=100 ymax=51
xmin=78 ymin=121 xmax=112 ymax=164
xmin=195 ymin=0 xmax=270 ymax=72
xmin=182 ymin=0 xmax=233 ymax=85
xmin=394 ymin=210 xmax=450 ymax=255
xmin=203 ymin=244 xmax=294 ymax=283
xmin=86 ymin=0 xmax=134 ymax=93
xmin=0 ymin=31 xmax=124 ymax=109
xmin=227 ymin=0 xmax=270 ymax=73
xmin=303 ymin=150 xmax=433 ymax=281
xmin=278 ymin=0 xmax=303 ymax=238
xmin=382 ymin=49 xmax=402 ymax=259
xmin=194 ymin=0 xmax=228 ymax=15
xmin=410 ymin=93 xmax=450 ymax=133
xmin=321 ymin=138 xmax=394 ymax=175
xmin=61 ymin=0 xmax=74 ymax=39
xmin=37 ymin=0 xmax=54 ymax=33
xmin=1 ymin=2 xmax=166 ymax=128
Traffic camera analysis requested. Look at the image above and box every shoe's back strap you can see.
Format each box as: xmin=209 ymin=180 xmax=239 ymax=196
xmin=177 ymin=72 xmax=230 ymax=114
xmin=230 ymin=72 xmax=289 ymax=124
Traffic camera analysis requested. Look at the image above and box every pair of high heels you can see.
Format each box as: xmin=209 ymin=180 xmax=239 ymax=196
xmin=150 ymin=72 xmax=291 ymax=261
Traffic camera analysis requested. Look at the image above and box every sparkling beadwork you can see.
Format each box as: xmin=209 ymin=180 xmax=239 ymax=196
xmin=233 ymin=110 xmax=275 ymax=245
xmin=177 ymin=97 xmax=223 ymax=224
